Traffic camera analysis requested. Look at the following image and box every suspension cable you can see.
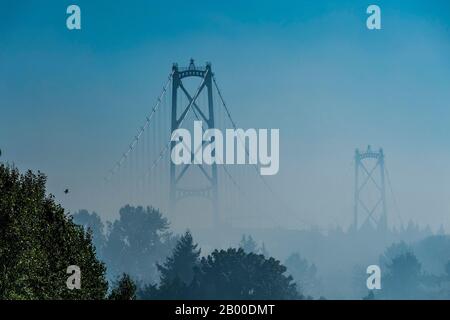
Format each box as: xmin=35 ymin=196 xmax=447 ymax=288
xmin=385 ymin=166 xmax=404 ymax=227
xmin=191 ymin=93 xmax=245 ymax=194
xmin=212 ymin=76 xmax=280 ymax=193
xmin=138 ymin=69 xmax=210 ymax=184
xmin=104 ymin=71 xmax=174 ymax=182
xmin=213 ymin=75 xmax=317 ymax=229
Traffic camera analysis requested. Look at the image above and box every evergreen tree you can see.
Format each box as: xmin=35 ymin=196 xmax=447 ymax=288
xmin=239 ymin=234 xmax=258 ymax=253
xmin=379 ymin=241 xmax=412 ymax=270
xmin=157 ymin=230 xmax=200 ymax=286
xmin=363 ymin=291 xmax=376 ymax=300
xmin=383 ymin=252 xmax=423 ymax=299
xmin=284 ymin=253 xmax=320 ymax=297
xmin=143 ymin=231 xmax=200 ymax=299
xmin=108 ymin=273 xmax=136 ymax=300
xmin=137 ymin=283 xmax=159 ymax=300
xmin=259 ymin=242 xmax=269 ymax=257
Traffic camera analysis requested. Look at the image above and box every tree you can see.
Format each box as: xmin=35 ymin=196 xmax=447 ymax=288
xmin=137 ymin=283 xmax=159 ymax=300
xmin=142 ymin=276 xmax=189 ymax=300
xmin=383 ymin=252 xmax=423 ymax=299
xmin=0 ymin=164 xmax=108 ymax=299
xmin=259 ymin=242 xmax=269 ymax=257
xmin=413 ymin=235 xmax=450 ymax=275
xmin=445 ymin=260 xmax=450 ymax=279
xmin=140 ymin=231 xmax=200 ymax=300
xmin=379 ymin=241 xmax=412 ymax=270
xmin=158 ymin=230 xmax=200 ymax=287
xmin=103 ymin=205 xmax=176 ymax=284
xmin=239 ymin=234 xmax=258 ymax=253
xmin=72 ymin=209 xmax=106 ymax=258
xmin=363 ymin=291 xmax=376 ymax=300
xmin=108 ymin=273 xmax=136 ymax=300
xmin=284 ymin=253 xmax=320 ymax=297
xmin=191 ymin=248 xmax=300 ymax=300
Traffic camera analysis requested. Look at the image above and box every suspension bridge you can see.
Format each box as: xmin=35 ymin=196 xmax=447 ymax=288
xmin=103 ymin=59 xmax=285 ymax=229
xmin=102 ymin=60 xmax=402 ymax=231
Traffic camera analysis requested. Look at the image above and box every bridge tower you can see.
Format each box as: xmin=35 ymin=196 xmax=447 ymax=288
xmin=353 ymin=145 xmax=387 ymax=231
xmin=169 ymin=59 xmax=219 ymax=226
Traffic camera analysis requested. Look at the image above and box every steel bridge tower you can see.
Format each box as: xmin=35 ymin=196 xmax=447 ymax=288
xmin=353 ymin=145 xmax=387 ymax=231
xmin=169 ymin=59 xmax=219 ymax=226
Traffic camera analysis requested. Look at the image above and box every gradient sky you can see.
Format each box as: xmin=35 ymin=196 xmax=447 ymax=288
xmin=1 ymin=0 xmax=450 ymax=230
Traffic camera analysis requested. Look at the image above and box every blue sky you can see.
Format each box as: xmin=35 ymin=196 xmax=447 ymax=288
xmin=1 ymin=0 xmax=450 ymax=230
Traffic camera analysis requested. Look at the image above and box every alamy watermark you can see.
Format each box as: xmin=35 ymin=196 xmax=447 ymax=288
xmin=367 ymin=5 xmax=381 ymax=30
xmin=366 ymin=264 xmax=381 ymax=290
xmin=66 ymin=4 xmax=381 ymax=31
xmin=66 ymin=265 xmax=81 ymax=290
xmin=171 ymin=121 xmax=280 ymax=176
xmin=66 ymin=5 xmax=81 ymax=30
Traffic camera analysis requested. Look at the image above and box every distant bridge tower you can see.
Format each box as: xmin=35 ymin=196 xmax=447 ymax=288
xmin=169 ymin=59 xmax=219 ymax=226
xmin=353 ymin=145 xmax=387 ymax=230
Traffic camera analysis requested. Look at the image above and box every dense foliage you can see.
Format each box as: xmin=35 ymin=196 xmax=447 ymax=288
xmin=74 ymin=205 xmax=177 ymax=284
xmin=5 ymin=163 xmax=450 ymax=300
xmin=0 ymin=164 xmax=107 ymax=299
xmin=141 ymin=232 xmax=300 ymax=300
xmin=108 ymin=273 xmax=137 ymax=300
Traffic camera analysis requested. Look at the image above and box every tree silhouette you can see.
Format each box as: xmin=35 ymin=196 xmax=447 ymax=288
xmin=72 ymin=209 xmax=106 ymax=259
xmin=239 ymin=234 xmax=258 ymax=253
xmin=103 ymin=205 xmax=176 ymax=283
xmin=379 ymin=241 xmax=412 ymax=270
xmin=0 ymin=164 xmax=107 ymax=299
xmin=284 ymin=253 xmax=320 ymax=297
xmin=445 ymin=260 xmax=450 ymax=279
xmin=191 ymin=248 xmax=300 ymax=300
xmin=363 ymin=291 xmax=376 ymax=300
xmin=383 ymin=252 xmax=423 ymax=299
xmin=413 ymin=235 xmax=450 ymax=275
xmin=259 ymin=242 xmax=269 ymax=257
xmin=108 ymin=273 xmax=136 ymax=300
xmin=158 ymin=230 xmax=200 ymax=287
xmin=140 ymin=231 xmax=199 ymax=299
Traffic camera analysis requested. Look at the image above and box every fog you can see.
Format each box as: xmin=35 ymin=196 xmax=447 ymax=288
xmin=1 ymin=0 xmax=450 ymax=299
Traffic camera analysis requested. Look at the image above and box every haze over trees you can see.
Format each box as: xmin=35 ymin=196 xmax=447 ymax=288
xmin=3 ymin=163 xmax=450 ymax=300
xmin=108 ymin=273 xmax=137 ymax=300
xmin=239 ymin=234 xmax=258 ymax=253
xmin=157 ymin=231 xmax=200 ymax=289
xmin=191 ymin=248 xmax=299 ymax=299
xmin=372 ymin=238 xmax=450 ymax=300
xmin=73 ymin=205 xmax=178 ymax=284
xmin=284 ymin=253 xmax=321 ymax=298
xmin=71 ymin=209 xmax=106 ymax=260
xmin=238 ymin=234 xmax=270 ymax=257
xmin=141 ymin=232 xmax=300 ymax=300
xmin=1 ymin=164 xmax=299 ymax=300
